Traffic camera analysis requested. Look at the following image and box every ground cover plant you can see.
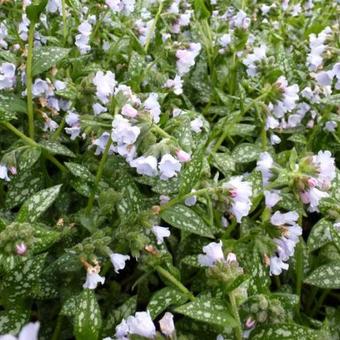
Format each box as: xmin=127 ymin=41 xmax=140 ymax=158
xmin=0 ymin=0 xmax=339 ymax=339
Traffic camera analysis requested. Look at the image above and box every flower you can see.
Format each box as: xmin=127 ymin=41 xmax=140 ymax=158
xmin=152 ymin=226 xmax=170 ymax=244
xmin=0 ymin=164 xmax=10 ymax=181
xmin=176 ymin=43 xmax=201 ymax=75
xmin=313 ymin=150 xmax=336 ymax=189
xmin=198 ymin=240 xmax=224 ymax=267
xmin=159 ymin=154 xmax=181 ymax=180
xmin=301 ymin=187 xmax=329 ymax=212
xmin=264 ymin=190 xmax=281 ymax=208
xmin=176 ymin=149 xmax=191 ymax=163
xmin=15 ymin=242 xmax=27 ymax=256
xmin=111 ymin=114 xmax=140 ymax=145
xmin=144 ymin=93 xmax=161 ymax=123
xmin=224 ymin=176 xmax=252 ymax=223
xmin=75 ymin=21 xmax=92 ymax=54
xmin=93 ymin=132 xmax=114 ymax=155
xmin=159 ymin=312 xmax=175 ymax=337
xmin=116 ymin=311 xmax=156 ymax=339
xmin=0 ymin=321 xmax=40 ymax=340
xmin=307 ymin=27 xmax=331 ymax=71
xmin=0 ymin=62 xmax=16 ymax=90
xmin=130 ymin=155 xmax=158 ymax=177
xmin=257 ymin=152 xmax=273 ymax=185
xmin=105 ymin=0 xmax=136 ymax=15
xmin=121 ymin=103 xmax=138 ymax=118
xmin=243 ymin=44 xmax=267 ymax=77
xmin=269 ymin=255 xmax=289 ymax=276
xmin=47 ymin=0 xmax=62 ymax=14
xmin=164 ymin=75 xmax=183 ymax=95
xmin=184 ymin=191 xmax=197 ymax=206
xmin=92 ymin=102 xmax=107 ymax=115
xmin=65 ymin=111 xmax=81 ymax=140
xmin=190 ymin=117 xmax=203 ymax=133
xmin=109 ymin=253 xmax=130 ymax=273
xmin=83 ymin=263 xmax=105 ymax=290
xmin=93 ymin=71 xmax=116 ymax=104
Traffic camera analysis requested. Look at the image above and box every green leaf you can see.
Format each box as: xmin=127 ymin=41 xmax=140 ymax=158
xmin=32 ymin=47 xmax=70 ymax=76
xmin=307 ymin=218 xmax=332 ymax=252
xmin=175 ymin=296 xmax=236 ymax=328
xmin=0 ymin=93 xmax=27 ymax=120
xmin=232 ymin=143 xmax=261 ymax=163
xmin=161 ymin=204 xmax=214 ymax=238
xmin=228 ymin=123 xmax=256 ymax=137
xmin=40 ymin=140 xmax=75 ymax=157
xmin=250 ymin=322 xmax=320 ymax=339
xmin=65 ymin=162 xmax=95 ymax=182
xmin=74 ymin=290 xmax=102 ymax=340
xmin=16 ymin=184 xmax=62 ymax=223
xmin=148 ymin=287 xmax=188 ymax=319
xmin=304 ymin=262 xmax=340 ymax=289
xmin=18 ymin=146 xmax=41 ymax=171
xmin=179 ymin=146 xmax=204 ymax=194
xmin=103 ymin=296 xmax=137 ymax=336
xmin=32 ymin=224 xmax=61 ymax=253
xmin=0 ymin=306 xmax=30 ymax=334
xmin=321 ymin=94 xmax=340 ymax=106
xmin=26 ymin=0 xmax=47 ymax=21
xmin=152 ymin=176 xmax=180 ymax=194
xmin=212 ymin=152 xmax=235 ymax=176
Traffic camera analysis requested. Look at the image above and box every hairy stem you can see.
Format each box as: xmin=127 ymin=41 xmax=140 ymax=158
xmin=26 ymin=23 xmax=35 ymax=139
xmin=229 ymin=291 xmax=243 ymax=340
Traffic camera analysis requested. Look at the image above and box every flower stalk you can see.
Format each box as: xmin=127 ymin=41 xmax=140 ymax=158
xmin=26 ymin=23 xmax=35 ymax=140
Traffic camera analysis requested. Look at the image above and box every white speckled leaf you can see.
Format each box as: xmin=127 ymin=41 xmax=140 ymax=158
xmin=304 ymin=262 xmax=340 ymax=289
xmin=18 ymin=146 xmax=41 ymax=171
xmin=307 ymin=218 xmax=332 ymax=252
xmin=212 ymin=152 xmax=235 ymax=176
xmin=232 ymin=143 xmax=261 ymax=163
xmin=32 ymin=47 xmax=70 ymax=76
xmin=174 ymin=297 xmax=236 ymax=328
xmin=161 ymin=204 xmax=214 ymax=238
xmin=74 ymin=290 xmax=102 ymax=340
xmin=65 ymin=162 xmax=95 ymax=182
xmin=0 ymin=306 xmax=30 ymax=334
xmin=148 ymin=287 xmax=187 ymax=319
xmin=16 ymin=184 xmax=62 ymax=223
xmin=40 ymin=140 xmax=75 ymax=158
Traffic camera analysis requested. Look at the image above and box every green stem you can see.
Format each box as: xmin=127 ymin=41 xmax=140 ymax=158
xmin=311 ymin=289 xmax=330 ymax=317
xmin=86 ymin=138 xmax=112 ymax=214
xmin=295 ymin=239 xmax=304 ymax=314
xmin=144 ymin=1 xmax=163 ymax=54
xmin=51 ymin=118 xmax=65 ymax=141
xmin=61 ymin=0 xmax=67 ymax=44
xmin=51 ymin=314 xmax=63 ymax=340
xmin=151 ymin=124 xmax=173 ymax=140
xmin=229 ymin=291 xmax=243 ymax=340
xmin=2 ymin=122 xmax=67 ymax=173
xmin=26 ymin=23 xmax=35 ymax=140
xmin=156 ymin=266 xmax=195 ymax=301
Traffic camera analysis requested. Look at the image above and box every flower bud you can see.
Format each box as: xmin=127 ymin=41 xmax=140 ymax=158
xmin=16 ymin=242 xmax=27 ymax=256
xmin=176 ymin=149 xmax=191 ymax=163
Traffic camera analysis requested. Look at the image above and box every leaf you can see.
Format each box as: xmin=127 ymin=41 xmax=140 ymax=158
xmin=65 ymin=162 xmax=95 ymax=182
xmin=161 ymin=204 xmax=214 ymax=238
xmin=152 ymin=176 xmax=180 ymax=194
xmin=16 ymin=184 xmax=62 ymax=223
xmin=307 ymin=218 xmax=332 ymax=252
xmin=18 ymin=146 xmax=41 ymax=171
xmin=228 ymin=123 xmax=256 ymax=137
xmin=232 ymin=143 xmax=261 ymax=163
xmin=26 ymin=0 xmax=48 ymax=22
xmin=0 ymin=93 xmax=27 ymax=120
xmin=148 ymin=287 xmax=188 ymax=319
xmin=5 ymin=168 xmax=44 ymax=209
xmin=179 ymin=146 xmax=204 ymax=194
xmin=32 ymin=47 xmax=70 ymax=76
xmin=40 ymin=140 xmax=75 ymax=157
xmin=61 ymin=295 xmax=80 ymax=317
xmin=250 ymin=323 xmax=320 ymax=339
xmin=212 ymin=152 xmax=235 ymax=176
xmin=321 ymin=94 xmax=340 ymax=106
xmin=74 ymin=290 xmax=102 ymax=340
xmin=103 ymin=296 xmax=137 ymax=336
xmin=304 ymin=262 xmax=340 ymax=288
xmin=32 ymin=224 xmax=61 ymax=253
xmin=0 ymin=306 xmax=30 ymax=334
xmin=174 ymin=297 xmax=236 ymax=328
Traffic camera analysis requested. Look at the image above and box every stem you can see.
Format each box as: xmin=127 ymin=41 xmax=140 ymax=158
xmin=156 ymin=266 xmax=195 ymax=301
xmin=151 ymin=124 xmax=173 ymax=140
xmin=229 ymin=291 xmax=243 ymax=340
xmin=295 ymin=239 xmax=304 ymax=314
xmin=61 ymin=0 xmax=67 ymax=44
xmin=51 ymin=118 xmax=65 ymax=141
xmin=311 ymin=289 xmax=330 ymax=317
xmin=2 ymin=122 xmax=68 ymax=173
xmin=51 ymin=314 xmax=63 ymax=340
xmin=144 ymin=0 xmax=163 ymax=54
xmin=26 ymin=23 xmax=35 ymax=140
xmin=86 ymin=138 xmax=112 ymax=214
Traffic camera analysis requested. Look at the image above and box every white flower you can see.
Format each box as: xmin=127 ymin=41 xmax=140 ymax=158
xmin=93 ymin=132 xmax=114 ymax=155
xmin=190 ymin=117 xmax=203 ymax=133
xmin=269 ymin=255 xmax=289 ymax=276
xmin=159 ymin=154 xmax=181 ymax=180
xmin=231 ymin=10 xmax=250 ymax=29
xmin=152 ymin=226 xmax=170 ymax=244
xmin=226 ymin=252 xmax=237 ymax=263
xmin=144 ymin=93 xmax=161 ymax=123
xmin=75 ymin=21 xmax=92 ymax=54
xmin=270 ymin=211 xmax=299 ymax=227
xmin=109 ymin=253 xmax=130 ymax=273
xmin=47 ymin=0 xmax=62 ymax=14
xmin=65 ymin=111 xmax=81 ymax=140
xmin=111 ymin=115 xmax=140 ymax=145
xmin=0 ymin=23 xmax=8 ymax=49
xmin=65 ymin=126 xmax=81 ymax=140
xmin=83 ymin=267 xmax=105 ymax=290
xmin=184 ymin=191 xmax=197 ymax=206
xmin=224 ymin=176 xmax=252 ymax=222
xmin=264 ymin=190 xmax=281 ymax=208
xmin=219 ymin=33 xmax=232 ymax=48
xmin=164 ymin=75 xmax=183 ymax=95
xmin=32 ymin=78 xmax=51 ymax=97
xmin=18 ymin=14 xmax=30 ymax=41
xmin=176 ymin=149 xmax=191 ymax=163
xmin=243 ymin=44 xmax=267 ymax=77
xmin=198 ymin=240 xmax=224 ymax=267
xmin=301 ymin=187 xmax=329 ymax=212
xmin=176 ymin=43 xmax=201 ymax=75
xmin=121 ymin=104 xmax=138 ymax=118
xmin=159 ymin=312 xmax=175 ymax=337
xmin=313 ymin=150 xmax=336 ymax=189
xmin=115 ymin=319 xmax=129 ymax=340
xmin=257 ymin=152 xmax=273 ymax=185
xmin=125 ymin=311 xmax=156 ymax=339
xmin=0 ymin=62 xmax=16 ymax=90
xmin=43 ymin=118 xmax=59 ymax=132
xmin=324 ymin=121 xmax=337 ymax=132
xmin=92 ymin=103 xmax=107 ymax=115
xmin=106 ymin=0 xmax=136 ymax=15
xmin=307 ymin=27 xmax=331 ymax=71
xmin=0 ymin=322 xmax=40 ymax=340
xmin=0 ymin=165 xmax=10 ymax=181
xmin=116 ymin=144 xmax=136 ymax=162
xmin=130 ymin=156 xmax=158 ymax=177
xmin=93 ymin=71 xmax=116 ymax=104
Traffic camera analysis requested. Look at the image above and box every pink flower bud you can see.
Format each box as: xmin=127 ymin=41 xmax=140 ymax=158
xmin=245 ymin=317 xmax=256 ymax=329
xmin=176 ymin=149 xmax=191 ymax=163
xmin=16 ymin=242 xmax=27 ymax=256
xmin=121 ymin=104 xmax=138 ymax=118
xmin=8 ymin=166 xmax=17 ymax=175
xmin=230 ymin=189 xmax=238 ymax=198
xmin=300 ymin=191 xmax=310 ymax=204
xmin=307 ymin=177 xmax=318 ymax=188
xmin=226 ymin=252 xmax=237 ymax=263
